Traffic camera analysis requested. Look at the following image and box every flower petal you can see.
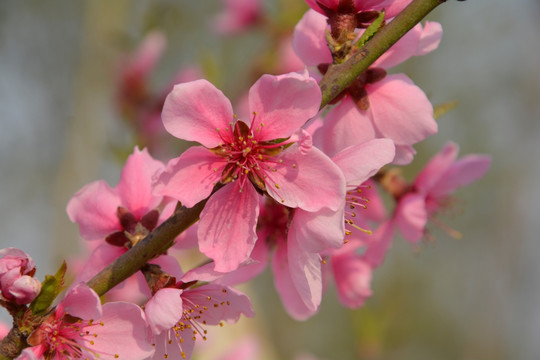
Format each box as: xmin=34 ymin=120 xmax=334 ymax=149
xmin=62 ymin=283 xmax=102 ymax=320
xmin=292 ymin=207 xmax=345 ymax=253
xmin=198 ymin=183 xmax=259 ymax=272
xmin=293 ymin=10 xmax=332 ymax=67
xmin=248 ymin=72 xmax=321 ymax=141
xmin=145 ymin=288 xmax=183 ymax=335
xmin=162 ymin=79 xmax=234 ymax=148
xmin=415 ymin=142 xmax=459 ymax=192
xmin=394 ymin=193 xmax=428 ymax=243
xmin=431 ymin=154 xmax=492 ymax=197
xmin=153 ymin=146 xmax=225 ymax=207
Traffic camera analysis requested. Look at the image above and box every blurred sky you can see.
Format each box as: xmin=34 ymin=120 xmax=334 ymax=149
xmin=1 ymin=1 xmax=540 ymax=359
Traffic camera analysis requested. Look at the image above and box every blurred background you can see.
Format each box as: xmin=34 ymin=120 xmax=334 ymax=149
xmin=1 ymin=0 xmax=539 ymax=359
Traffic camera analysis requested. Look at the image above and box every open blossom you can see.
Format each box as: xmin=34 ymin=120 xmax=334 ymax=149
xmin=394 ymin=142 xmax=492 ymax=242
xmin=294 ymin=9 xmax=442 ymax=164
xmin=19 ymin=283 xmax=154 ymax=360
xmin=0 ymin=248 xmax=41 ymax=305
xmin=145 ymin=282 xmax=254 ymax=360
xmin=154 ymin=72 xmax=345 ymax=272
xmin=66 ymin=147 xmax=176 ymax=299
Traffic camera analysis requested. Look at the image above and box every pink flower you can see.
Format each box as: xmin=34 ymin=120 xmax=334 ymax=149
xmin=294 ymin=10 xmax=442 ymax=164
xmin=145 ymin=283 xmax=254 ymax=360
xmin=394 ymin=142 xmax=492 ymax=242
xmin=20 ymin=283 xmax=154 ymax=360
xmin=305 ymin=0 xmax=412 ymax=19
xmin=212 ymin=0 xmax=263 ymax=35
xmin=66 ymin=147 xmax=175 ymax=298
xmin=154 ymin=72 xmax=346 ymax=272
xmin=0 ymin=248 xmax=41 ymax=305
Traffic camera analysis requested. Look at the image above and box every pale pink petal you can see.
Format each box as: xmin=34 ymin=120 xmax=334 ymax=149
xmin=150 ymin=254 xmax=184 ymax=279
xmin=266 ymin=143 xmax=346 ymax=212
xmin=372 ymin=23 xmax=422 ymax=69
xmin=271 ymin=241 xmax=318 ymax=320
xmin=73 ymin=243 xmax=126 ymax=285
xmin=415 ymin=142 xmax=459 ymax=192
xmin=153 ymin=146 xmax=225 ymax=207
xmin=145 ymin=288 xmax=183 ymax=334
xmin=66 ymin=180 xmax=122 ymax=241
xmin=363 ymin=220 xmax=395 ymax=267
xmin=218 ymin=336 xmax=260 ymax=360
xmin=368 ymin=74 xmax=437 ymax=145
xmin=293 ymin=10 xmax=332 ymax=67
xmin=332 ymin=138 xmax=395 ymax=185
xmin=62 ymin=283 xmax=102 ymax=320
xmin=198 ymin=183 xmax=259 ymax=272
xmin=116 ymin=147 xmax=164 ymax=218
xmin=431 ymin=154 xmax=492 ymax=197
xmin=248 ymin=72 xmax=321 ymax=141
xmin=332 ymin=252 xmax=372 ymax=308
xmin=393 ymin=144 xmax=417 ymax=165
xmin=292 ymin=207 xmax=345 ymax=253
xmin=123 ymin=31 xmax=166 ymax=80
xmin=394 ymin=193 xmax=427 ymax=243
xmin=84 ymin=302 xmax=155 ymax=360
xmin=415 ymin=21 xmax=443 ymax=56
xmin=182 ymin=284 xmax=254 ymax=324
xmin=162 ymin=80 xmax=234 ymax=148
xmin=313 ymin=98 xmax=376 ymax=157
xmin=16 ymin=347 xmax=41 ymax=360
xmin=287 ymin=235 xmax=322 ymax=316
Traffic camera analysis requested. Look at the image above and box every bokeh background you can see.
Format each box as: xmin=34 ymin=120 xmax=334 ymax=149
xmin=1 ymin=0 xmax=539 ymax=359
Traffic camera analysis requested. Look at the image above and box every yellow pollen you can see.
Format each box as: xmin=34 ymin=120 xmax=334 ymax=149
xmin=292 ymin=163 xmax=296 ymax=168
xmin=275 ymin=184 xmax=280 ymax=189
xmin=115 ymin=355 xmax=119 ymax=359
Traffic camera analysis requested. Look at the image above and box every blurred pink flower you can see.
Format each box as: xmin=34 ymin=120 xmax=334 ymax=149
xmin=394 ymin=142 xmax=492 ymax=242
xmin=212 ymin=0 xmax=263 ymax=35
xmin=154 ymin=72 xmax=345 ymax=272
xmin=305 ymin=0 xmax=412 ymax=19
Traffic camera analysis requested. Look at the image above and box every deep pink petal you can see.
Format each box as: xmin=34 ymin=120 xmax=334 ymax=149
xmin=145 ymin=288 xmax=183 ymax=334
xmin=266 ymin=144 xmax=346 ymax=212
xmin=116 ymin=147 xmax=165 ymax=218
xmin=271 ymin=241 xmax=318 ymax=321
xmin=313 ymin=98 xmax=376 ymax=157
xmin=198 ymin=183 xmax=259 ymax=272
xmin=431 ymin=154 xmax=492 ymax=197
xmin=379 ymin=0 xmax=413 ymax=18
xmin=66 ymin=180 xmax=122 ymax=241
xmin=415 ymin=142 xmax=459 ymax=192
xmin=293 ymin=10 xmax=332 ymax=67
xmin=368 ymin=74 xmax=437 ymax=145
xmin=248 ymin=72 xmax=321 ymax=141
xmin=153 ymin=146 xmax=225 ymax=207
xmin=181 ymin=284 xmax=254 ymax=325
xmin=292 ymin=207 xmax=345 ymax=253
xmin=332 ymin=138 xmax=395 ymax=185
xmin=84 ymin=302 xmax=155 ymax=360
xmin=162 ymin=79 xmax=234 ymax=148
xmin=61 ymin=283 xmax=102 ymax=320
xmin=394 ymin=193 xmax=428 ymax=243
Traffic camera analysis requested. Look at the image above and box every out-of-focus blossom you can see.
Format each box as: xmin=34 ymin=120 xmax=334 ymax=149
xmin=212 ymin=0 xmax=263 ymax=35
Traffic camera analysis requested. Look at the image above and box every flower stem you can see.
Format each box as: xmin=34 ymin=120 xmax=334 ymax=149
xmin=319 ymin=0 xmax=447 ymax=108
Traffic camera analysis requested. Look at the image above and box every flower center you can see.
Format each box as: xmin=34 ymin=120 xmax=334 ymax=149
xmin=344 ymin=185 xmax=372 ymax=238
xmin=105 ymin=207 xmax=159 ymax=248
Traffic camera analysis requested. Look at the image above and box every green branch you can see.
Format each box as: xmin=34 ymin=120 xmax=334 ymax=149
xmin=319 ymin=0 xmax=446 ymax=108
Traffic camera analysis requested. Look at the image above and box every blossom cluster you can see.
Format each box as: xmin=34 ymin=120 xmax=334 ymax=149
xmin=0 ymin=0 xmax=491 ymax=359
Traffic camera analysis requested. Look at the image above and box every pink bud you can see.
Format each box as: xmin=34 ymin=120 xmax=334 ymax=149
xmin=9 ymin=275 xmax=41 ymax=305
xmin=0 ymin=247 xmax=38 ymax=304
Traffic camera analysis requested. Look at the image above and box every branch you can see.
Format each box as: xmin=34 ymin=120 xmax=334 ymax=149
xmin=319 ymin=0 xmax=446 ymax=108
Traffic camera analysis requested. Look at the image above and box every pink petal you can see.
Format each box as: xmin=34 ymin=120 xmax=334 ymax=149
xmin=116 ymin=147 xmax=164 ymax=218
xmin=198 ymin=183 xmax=259 ymax=272
xmin=271 ymin=240 xmax=319 ymax=321
xmin=145 ymin=288 xmax=183 ymax=334
xmin=85 ymin=302 xmax=155 ymax=360
xmin=313 ymin=98 xmax=376 ymax=158
xmin=152 ymin=331 xmax=195 ymax=360
xmin=66 ymin=180 xmax=122 ymax=241
xmin=394 ymin=193 xmax=428 ymax=243
xmin=293 ymin=10 xmax=332 ymax=67
xmin=368 ymin=74 xmax=437 ymax=145
xmin=292 ymin=207 xmax=345 ymax=253
xmin=393 ymin=144 xmax=417 ymax=165
xmin=363 ymin=220 xmax=395 ymax=267
xmin=380 ymin=0 xmax=413 ymax=18
xmin=162 ymin=80 xmax=234 ymax=148
xmin=248 ymin=72 xmax=321 ymax=141
xmin=332 ymin=138 xmax=395 ymax=185
xmin=266 ymin=143 xmax=346 ymax=212
xmin=415 ymin=21 xmax=443 ymax=56
xmin=62 ymin=283 xmax=102 ymax=320
xmin=415 ymin=142 xmax=459 ymax=192
xmin=153 ymin=146 xmax=225 ymax=207
xmin=10 ymin=275 xmax=41 ymax=305
xmin=372 ymin=23 xmax=422 ymax=69
xmin=182 ymin=284 xmax=254 ymax=325
xmin=431 ymin=154 xmax=492 ymax=197
xmin=73 ymin=243 xmax=126 ymax=285
xmin=332 ymin=252 xmax=372 ymax=308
